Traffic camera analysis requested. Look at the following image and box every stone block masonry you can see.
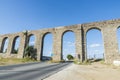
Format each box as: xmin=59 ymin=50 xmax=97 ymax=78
xmin=0 ymin=19 xmax=120 ymax=63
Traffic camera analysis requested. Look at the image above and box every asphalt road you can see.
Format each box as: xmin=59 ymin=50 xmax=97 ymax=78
xmin=0 ymin=62 xmax=72 ymax=80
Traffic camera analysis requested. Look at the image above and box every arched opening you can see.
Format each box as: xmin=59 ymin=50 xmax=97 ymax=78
xmin=23 ymin=34 xmax=36 ymax=59
xmin=62 ymin=31 xmax=75 ymax=61
xmin=117 ymin=27 xmax=120 ymax=53
xmin=28 ymin=34 xmax=35 ymax=46
xmin=41 ymin=33 xmax=53 ymax=61
xmin=1 ymin=37 xmax=9 ymax=53
xmin=12 ymin=36 xmax=20 ymax=54
xmin=86 ymin=29 xmax=104 ymax=61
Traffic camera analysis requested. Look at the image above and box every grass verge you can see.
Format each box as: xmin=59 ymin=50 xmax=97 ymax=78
xmin=0 ymin=57 xmax=38 ymax=66
xmin=74 ymin=60 xmax=91 ymax=65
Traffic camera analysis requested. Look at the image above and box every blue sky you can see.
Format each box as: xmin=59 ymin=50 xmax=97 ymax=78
xmin=87 ymin=29 xmax=104 ymax=59
xmin=1 ymin=0 xmax=120 ymax=59
xmin=1 ymin=0 xmax=120 ymax=34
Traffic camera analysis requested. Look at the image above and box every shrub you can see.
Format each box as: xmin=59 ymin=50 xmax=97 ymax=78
xmin=67 ymin=54 xmax=74 ymax=60
xmin=12 ymin=49 xmax=18 ymax=54
xmin=24 ymin=45 xmax=37 ymax=60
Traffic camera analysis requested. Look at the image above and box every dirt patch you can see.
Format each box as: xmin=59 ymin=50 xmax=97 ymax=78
xmin=44 ymin=62 xmax=120 ymax=80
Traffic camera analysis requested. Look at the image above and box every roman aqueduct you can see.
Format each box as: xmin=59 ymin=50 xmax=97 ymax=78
xmin=0 ymin=19 xmax=120 ymax=63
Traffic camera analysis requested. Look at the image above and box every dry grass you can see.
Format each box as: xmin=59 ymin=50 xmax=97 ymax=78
xmin=0 ymin=57 xmax=37 ymax=66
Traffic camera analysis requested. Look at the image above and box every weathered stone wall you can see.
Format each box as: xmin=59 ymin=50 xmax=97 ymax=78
xmin=0 ymin=19 xmax=120 ymax=63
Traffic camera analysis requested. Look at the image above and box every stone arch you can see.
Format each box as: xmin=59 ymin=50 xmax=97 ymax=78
xmin=1 ymin=37 xmax=9 ymax=53
xmin=41 ymin=32 xmax=53 ymax=61
xmin=61 ymin=30 xmax=76 ymax=60
xmin=62 ymin=30 xmax=75 ymax=37
xmin=117 ymin=26 xmax=120 ymax=29
xmin=86 ymin=28 xmax=105 ymax=60
xmin=11 ymin=36 xmax=20 ymax=54
xmin=116 ymin=26 xmax=120 ymax=53
xmin=28 ymin=34 xmax=36 ymax=46
xmin=61 ymin=30 xmax=75 ymax=42
xmin=86 ymin=27 xmax=102 ymax=35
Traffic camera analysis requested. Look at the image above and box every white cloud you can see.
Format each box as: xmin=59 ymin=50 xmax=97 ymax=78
xmin=64 ymin=49 xmax=68 ymax=51
xmin=89 ymin=43 xmax=101 ymax=48
xmin=95 ymin=50 xmax=99 ymax=52
xmin=94 ymin=50 xmax=100 ymax=54
xmin=67 ymin=41 xmax=75 ymax=46
xmin=29 ymin=41 xmax=35 ymax=45
xmin=67 ymin=41 xmax=71 ymax=43
xmin=87 ymin=50 xmax=101 ymax=55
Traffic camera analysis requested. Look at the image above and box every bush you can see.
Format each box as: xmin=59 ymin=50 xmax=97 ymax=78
xmin=24 ymin=45 xmax=37 ymax=60
xmin=12 ymin=49 xmax=18 ymax=54
xmin=67 ymin=54 xmax=74 ymax=60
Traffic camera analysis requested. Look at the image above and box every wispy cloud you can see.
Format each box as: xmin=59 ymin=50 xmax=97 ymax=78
xmin=89 ymin=43 xmax=101 ymax=48
xmin=29 ymin=41 xmax=35 ymax=45
xmin=67 ymin=41 xmax=75 ymax=46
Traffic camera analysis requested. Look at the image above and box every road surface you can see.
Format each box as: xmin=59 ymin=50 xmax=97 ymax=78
xmin=0 ymin=62 xmax=72 ymax=80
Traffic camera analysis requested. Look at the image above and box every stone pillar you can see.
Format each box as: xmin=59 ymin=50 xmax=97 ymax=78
xmin=52 ymin=29 xmax=62 ymax=61
xmin=75 ymin=28 xmax=83 ymax=62
xmin=83 ymin=34 xmax=87 ymax=61
xmin=17 ymin=33 xmax=26 ymax=58
xmin=103 ymin=26 xmax=119 ymax=63
xmin=0 ymin=37 xmax=3 ymax=53
xmin=34 ymin=33 xmax=42 ymax=61
xmin=81 ymin=26 xmax=87 ymax=61
xmin=6 ymin=36 xmax=14 ymax=57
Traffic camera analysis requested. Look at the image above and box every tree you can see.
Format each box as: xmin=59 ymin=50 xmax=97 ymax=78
xmin=24 ymin=45 xmax=37 ymax=60
xmin=67 ymin=54 xmax=74 ymax=60
xmin=12 ymin=49 xmax=18 ymax=54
